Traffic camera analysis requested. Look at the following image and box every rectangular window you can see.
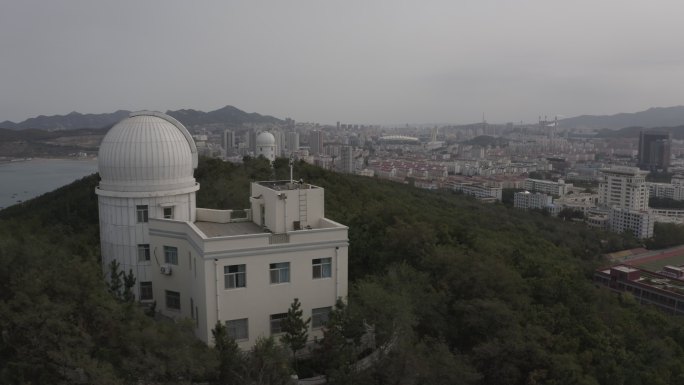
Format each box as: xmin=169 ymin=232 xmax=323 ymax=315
xmin=226 ymin=318 xmax=249 ymax=341
xmin=140 ymin=281 xmax=153 ymax=301
xmin=312 ymin=306 xmax=332 ymax=329
xmin=269 ymin=262 xmax=290 ymax=284
xmin=312 ymin=258 xmax=332 ymax=279
xmin=137 ymin=244 xmax=150 ymax=262
xmin=165 ymin=290 xmax=180 ymax=310
xmin=225 ymin=264 xmax=246 ymax=289
xmin=164 ymin=246 xmax=178 ymax=265
xmin=163 ymin=206 xmax=174 ymax=219
xmin=136 ymin=205 xmax=148 ymax=223
xmin=270 ymin=313 xmax=287 ymax=334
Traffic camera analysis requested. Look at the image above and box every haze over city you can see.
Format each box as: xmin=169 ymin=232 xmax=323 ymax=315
xmin=2 ymin=0 xmax=684 ymax=125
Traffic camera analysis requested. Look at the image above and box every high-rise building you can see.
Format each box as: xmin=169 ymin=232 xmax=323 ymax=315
xmin=286 ymin=131 xmax=299 ymax=155
xmin=639 ymin=131 xmax=671 ymax=171
xmin=223 ymin=129 xmax=235 ymax=155
xmin=598 ymin=167 xmax=649 ymax=210
xmin=97 ymin=112 xmax=348 ymax=348
xmin=599 ymin=167 xmax=653 ymax=238
xmin=309 ymin=130 xmax=323 ymax=156
xmin=339 ymin=145 xmax=354 ymax=174
xmin=272 ymin=130 xmax=285 ymax=157
xmin=248 ymin=128 xmax=258 ymax=155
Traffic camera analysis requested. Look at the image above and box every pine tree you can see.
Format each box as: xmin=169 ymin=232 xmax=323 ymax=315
xmin=280 ymin=298 xmax=311 ymax=365
xmin=107 ymin=260 xmax=123 ymax=298
xmin=212 ymin=321 xmax=246 ymax=385
xmin=122 ymin=269 xmax=136 ymax=302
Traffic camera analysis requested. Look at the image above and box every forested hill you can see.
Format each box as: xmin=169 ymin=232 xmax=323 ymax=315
xmin=3 ymin=158 xmax=684 ymax=384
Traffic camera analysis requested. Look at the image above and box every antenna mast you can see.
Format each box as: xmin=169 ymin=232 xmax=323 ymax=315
xmin=289 ymin=153 xmax=294 ymax=183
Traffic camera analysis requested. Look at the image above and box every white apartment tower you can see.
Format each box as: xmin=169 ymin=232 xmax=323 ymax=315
xmin=598 ymin=167 xmax=653 ymax=239
xmin=599 ymin=167 xmax=649 ymax=210
xmin=97 ymin=112 xmax=348 ymax=348
xmin=309 ymin=130 xmax=323 ymax=156
xmin=286 ymin=131 xmax=299 ymax=155
xmin=339 ymin=145 xmax=354 ymax=174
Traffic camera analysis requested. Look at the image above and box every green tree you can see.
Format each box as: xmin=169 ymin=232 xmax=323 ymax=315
xmin=280 ymin=298 xmax=311 ymax=366
xmin=315 ymin=299 xmax=364 ymax=385
xmin=122 ymin=269 xmax=136 ymax=302
xmin=246 ymin=337 xmax=292 ymax=385
xmin=212 ymin=321 xmax=247 ymax=385
xmin=107 ymin=260 xmax=123 ymax=298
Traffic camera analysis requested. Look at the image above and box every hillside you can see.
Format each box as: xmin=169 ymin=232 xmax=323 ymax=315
xmin=3 ymin=158 xmax=684 ymax=384
xmin=0 ymin=105 xmax=285 ymax=157
xmin=0 ymin=127 xmax=109 ymax=158
xmin=0 ymin=105 xmax=283 ymax=131
xmin=594 ymin=125 xmax=684 ymax=140
xmin=560 ymin=106 xmax=684 ymax=130
xmin=0 ymin=110 xmax=130 ymax=131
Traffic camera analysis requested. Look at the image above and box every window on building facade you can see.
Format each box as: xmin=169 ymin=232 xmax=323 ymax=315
xmin=312 ymin=306 xmax=332 ymax=328
xmin=165 ymin=290 xmax=180 ymax=310
xmin=226 ymin=318 xmax=249 ymax=341
xmin=163 ymin=206 xmax=174 ymax=219
xmin=312 ymin=258 xmax=332 ymax=279
xmin=270 ymin=313 xmax=287 ymax=334
xmin=136 ymin=205 xmax=148 ymax=223
xmin=225 ymin=264 xmax=246 ymax=289
xmin=139 ymin=281 xmax=153 ymax=301
xmin=269 ymin=262 xmax=290 ymax=284
xmin=164 ymin=246 xmax=178 ymax=265
xmin=137 ymin=244 xmax=150 ymax=262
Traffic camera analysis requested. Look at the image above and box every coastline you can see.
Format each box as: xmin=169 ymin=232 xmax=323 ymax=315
xmin=0 ymin=156 xmax=97 ymax=165
xmin=0 ymin=158 xmax=99 ymax=209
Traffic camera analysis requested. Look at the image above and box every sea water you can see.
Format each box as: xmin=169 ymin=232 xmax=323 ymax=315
xmin=0 ymin=158 xmax=98 ymax=209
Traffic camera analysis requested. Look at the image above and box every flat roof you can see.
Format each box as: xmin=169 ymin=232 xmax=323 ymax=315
xmin=194 ymin=220 xmax=264 ymax=237
xmin=612 ymin=265 xmax=638 ymax=273
xmin=256 ymin=180 xmax=320 ymax=191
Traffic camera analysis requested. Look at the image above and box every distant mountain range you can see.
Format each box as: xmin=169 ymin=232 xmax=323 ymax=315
xmin=559 ymin=106 xmax=684 ymax=130
xmin=594 ymin=125 xmax=684 ymax=140
xmin=0 ymin=105 xmax=283 ymax=131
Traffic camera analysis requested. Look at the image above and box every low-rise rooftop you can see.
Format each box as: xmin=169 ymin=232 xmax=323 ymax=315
xmin=194 ymin=220 xmax=264 ymax=238
xmin=256 ymin=180 xmax=320 ymax=191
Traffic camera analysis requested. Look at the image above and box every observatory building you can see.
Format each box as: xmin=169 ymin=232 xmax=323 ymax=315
xmin=255 ymin=131 xmax=277 ymax=162
xmin=96 ymin=112 xmax=348 ymax=348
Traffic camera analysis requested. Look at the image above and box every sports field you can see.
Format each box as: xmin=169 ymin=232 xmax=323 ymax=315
xmin=623 ymin=245 xmax=684 ymax=272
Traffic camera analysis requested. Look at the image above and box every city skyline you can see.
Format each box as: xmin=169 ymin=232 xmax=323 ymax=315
xmin=2 ymin=1 xmax=684 ymax=125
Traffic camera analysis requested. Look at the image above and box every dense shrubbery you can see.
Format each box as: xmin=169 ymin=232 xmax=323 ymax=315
xmin=2 ymin=157 xmax=684 ymax=384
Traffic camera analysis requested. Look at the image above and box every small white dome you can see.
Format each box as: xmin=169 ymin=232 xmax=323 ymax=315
xmin=98 ymin=111 xmax=198 ymax=192
xmin=256 ymin=132 xmax=276 ymax=146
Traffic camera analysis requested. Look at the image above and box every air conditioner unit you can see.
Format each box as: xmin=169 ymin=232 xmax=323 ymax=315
xmin=160 ymin=264 xmax=172 ymax=275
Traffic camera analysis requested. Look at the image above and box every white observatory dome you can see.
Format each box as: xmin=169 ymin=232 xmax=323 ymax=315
xmin=98 ymin=111 xmax=198 ymax=193
xmin=256 ymin=132 xmax=276 ymax=146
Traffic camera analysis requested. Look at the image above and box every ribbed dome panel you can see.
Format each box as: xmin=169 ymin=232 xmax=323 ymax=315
xmin=98 ymin=113 xmax=197 ymax=192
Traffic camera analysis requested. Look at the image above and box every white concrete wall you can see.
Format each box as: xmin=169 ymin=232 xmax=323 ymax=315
xmin=203 ymin=241 xmax=348 ymax=348
xmin=97 ymin=191 xmax=196 ymax=299
xmin=148 ymin=213 xmax=348 ymax=348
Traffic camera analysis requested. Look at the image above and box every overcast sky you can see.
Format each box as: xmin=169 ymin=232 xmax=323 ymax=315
xmin=1 ymin=1 xmax=684 ymax=125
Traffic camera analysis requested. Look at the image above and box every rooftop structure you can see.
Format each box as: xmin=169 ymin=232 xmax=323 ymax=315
xmin=595 ymin=264 xmax=684 ymax=314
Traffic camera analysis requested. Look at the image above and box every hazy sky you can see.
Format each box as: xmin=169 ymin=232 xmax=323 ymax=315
xmin=2 ymin=1 xmax=684 ymax=125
